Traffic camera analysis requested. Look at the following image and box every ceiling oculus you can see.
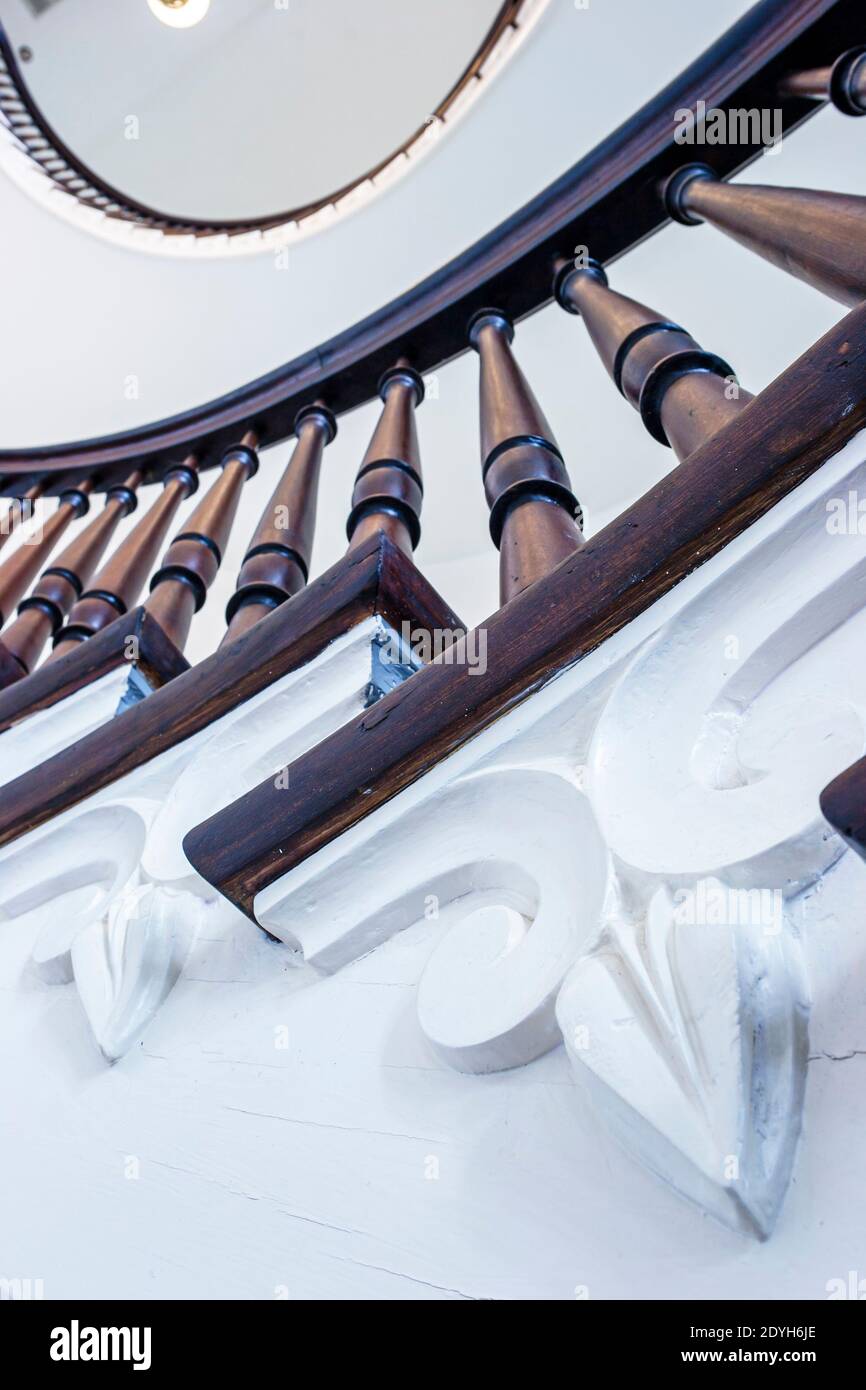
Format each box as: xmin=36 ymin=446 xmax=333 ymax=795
xmin=146 ymin=0 xmax=211 ymax=28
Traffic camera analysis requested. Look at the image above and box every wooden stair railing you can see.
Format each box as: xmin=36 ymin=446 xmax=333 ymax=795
xmin=2 ymin=1 xmax=862 ymax=494
xmin=181 ymin=301 xmax=866 ymax=919
xmin=0 ymin=419 xmax=332 ymax=734
xmin=48 ymin=459 xmax=198 ymax=661
xmin=0 ymin=0 xmax=866 ymax=1232
xmin=0 ymin=354 xmax=462 ymax=794
xmin=0 ymin=475 xmax=138 ymax=681
xmin=0 ymin=5 xmax=530 ymax=245
xmin=469 ymin=310 xmax=583 ymax=602
xmin=820 ymin=757 xmax=866 ymax=862
xmin=664 ymin=167 xmax=866 ymax=307
xmin=0 ymin=1 xmax=863 ymax=901
xmin=555 ymin=259 xmax=753 ymax=461
xmin=0 ymin=549 xmax=461 ymax=834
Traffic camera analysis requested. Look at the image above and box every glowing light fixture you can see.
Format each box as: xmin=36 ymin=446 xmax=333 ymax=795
xmin=147 ymin=0 xmax=211 ymax=29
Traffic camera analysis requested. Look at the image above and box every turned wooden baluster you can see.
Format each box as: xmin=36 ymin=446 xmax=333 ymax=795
xmin=0 ymin=480 xmax=93 ymax=631
xmin=468 ymin=309 xmax=583 ymax=603
xmin=0 ymin=473 xmax=140 ymax=675
xmin=223 ymin=405 xmax=336 ymax=644
xmin=0 ymin=481 xmax=45 ymax=556
xmin=144 ymin=432 xmax=259 ymax=653
xmin=779 ymin=45 xmax=866 ymax=115
xmin=346 ymin=361 xmax=424 ymax=558
xmin=664 ymin=165 xmax=866 ymax=306
xmin=555 ymin=257 xmax=753 ymax=460
xmin=48 ymin=458 xmax=199 ymax=662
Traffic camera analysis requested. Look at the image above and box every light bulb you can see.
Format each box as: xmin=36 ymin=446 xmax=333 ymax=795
xmin=147 ymin=0 xmax=211 ymax=29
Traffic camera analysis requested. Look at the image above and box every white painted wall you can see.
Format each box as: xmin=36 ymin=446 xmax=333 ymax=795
xmin=1 ymin=0 xmax=866 ymax=1299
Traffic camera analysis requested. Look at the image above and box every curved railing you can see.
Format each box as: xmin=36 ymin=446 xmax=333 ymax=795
xmin=0 ymin=0 xmax=861 ymax=707
xmin=0 ymin=0 xmax=865 ymax=1253
xmin=0 ymin=1 xmax=527 ymax=244
xmin=0 ymin=0 xmax=862 ymax=1079
xmin=0 ymin=0 xmax=860 ymax=765
xmin=0 ymin=0 xmax=860 ymax=497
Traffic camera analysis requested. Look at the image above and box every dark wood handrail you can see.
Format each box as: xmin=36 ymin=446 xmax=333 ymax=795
xmin=182 ymin=299 xmax=866 ymax=917
xmin=0 ymin=0 xmax=858 ymax=497
xmin=0 ymin=299 xmax=861 ymax=859
xmin=820 ymin=756 xmax=866 ymax=859
xmin=0 ymin=531 xmax=464 ymax=837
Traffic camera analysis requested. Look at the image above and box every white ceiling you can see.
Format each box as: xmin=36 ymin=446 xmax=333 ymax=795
xmin=0 ymin=0 xmax=503 ymax=219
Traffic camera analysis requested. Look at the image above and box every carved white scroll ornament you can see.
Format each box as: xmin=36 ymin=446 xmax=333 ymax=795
xmin=3 ymin=434 xmax=866 ymax=1236
xmin=245 ymin=429 xmax=866 ymax=1236
xmin=0 ymin=617 xmax=418 ymax=1060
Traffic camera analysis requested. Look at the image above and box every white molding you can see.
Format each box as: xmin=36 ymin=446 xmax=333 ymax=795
xmin=4 ymin=433 xmax=866 ymax=1236
xmin=0 ymin=664 xmax=152 ymax=791
xmin=245 ymin=427 xmax=866 ymax=1236
xmin=0 ymin=616 xmax=417 ymax=1059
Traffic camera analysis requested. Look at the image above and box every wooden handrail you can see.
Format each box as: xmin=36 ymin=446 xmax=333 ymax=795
xmin=0 ymin=2 xmax=862 ymax=870
xmin=820 ymin=756 xmax=866 ymax=859
xmin=0 ymin=530 xmax=465 ymax=833
xmin=181 ymin=299 xmax=866 ymax=918
xmin=0 ymin=294 xmax=859 ymax=858
xmin=0 ymin=0 xmax=858 ymax=496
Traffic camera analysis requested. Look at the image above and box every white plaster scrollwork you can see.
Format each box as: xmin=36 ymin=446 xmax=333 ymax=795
xmin=0 ymin=617 xmax=419 ymax=1059
xmin=68 ymin=881 xmax=209 ymax=1062
xmin=245 ymin=430 xmax=866 ymax=1237
xmin=586 ymin=550 xmax=865 ymax=893
xmin=556 ymin=881 xmax=808 ymax=1238
xmin=4 ymin=436 xmax=866 ymax=1234
xmin=414 ymin=769 xmax=607 ymax=1073
xmin=256 ymin=762 xmax=607 ymax=1067
xmin=548 ymin=442 xmax=866 ymax=1233
xmin=257 ymin=757 xmax=609 ymax=1077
